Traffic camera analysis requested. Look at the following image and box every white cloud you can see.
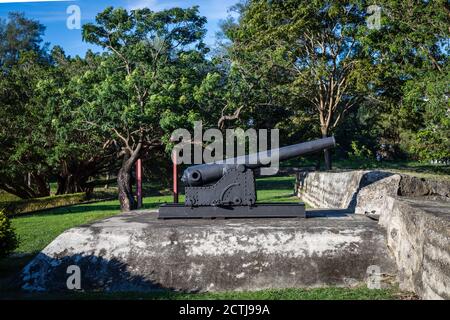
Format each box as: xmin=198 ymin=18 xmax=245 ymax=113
xmin=126 ymin=0 xmax=164 ymax=11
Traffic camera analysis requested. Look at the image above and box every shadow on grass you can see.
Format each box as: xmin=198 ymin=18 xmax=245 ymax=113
xmin=260 ymin=194 xmax=298 ymax=201
xmin=11 ymin=204 xmax=121 ymax=218
xmin=256 ymin=177 xmax=295 ymax=191
xmin=306 ymin=209 xmax=353 ymax=218
xmin=0 ymin=252 xmax=38 ymax=295
xmin=143 ymin=203 xmax=167 ymax=210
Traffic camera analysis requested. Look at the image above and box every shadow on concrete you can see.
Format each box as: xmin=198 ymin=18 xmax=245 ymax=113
xmin=306 ymin=209 xmax=353 ymax=218
xmin=297 ymin=170 xmax=393 ymax=213
xmin=19 ymin=253 xmax=178 ymax=296
xmin=346 ymin=171 xmax=393 ymax=212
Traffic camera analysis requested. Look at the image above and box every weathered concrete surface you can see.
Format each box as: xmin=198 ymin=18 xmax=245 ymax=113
xmin=297 ymin=170 xmax=450 ymax=299
xmin=21 ymin=211 xmax=395 ymax=293
xmin=296 ymin=170 xmax=392 ymax=209
xmin=383 ymin=197 xmax=450 ymax=300
xmin=297 ymin=170 xmax=450 ymax=211
xmin=354 ymin=174 xmax=402 ymax=217
xmin=352 ymin=173 xmax=450 ymax=299
xmin=355 ymin=173 xmax=450 ymax=217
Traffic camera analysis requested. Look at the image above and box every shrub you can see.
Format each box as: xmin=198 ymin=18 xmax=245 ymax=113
xmin=348 ymin=141 xmax=373 ymax=160
xmin=0 ymin=210 xmax=18 ymax=258
xmin=2 ymin=193 xmax=88 ymax=217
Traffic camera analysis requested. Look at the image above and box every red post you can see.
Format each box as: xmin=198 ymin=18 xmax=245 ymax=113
xmin=173 ymin=152 xmax=179 ymax=203
xmin=136 ymin=158 xmax=143 ymax=209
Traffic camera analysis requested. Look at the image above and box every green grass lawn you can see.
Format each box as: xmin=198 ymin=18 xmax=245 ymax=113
xmin=12 ymin=286 xmax=406 ymax=300
xmin=11 ymin=200 xmax=121 ymax=254
xmin=9 ymin=176 xmax=299 ymax=254
xmin=0 ymin=175 xmax=408 ymax=300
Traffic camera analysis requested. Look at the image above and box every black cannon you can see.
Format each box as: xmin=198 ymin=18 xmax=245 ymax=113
xmin=158 ymin=137 xmax=336 ymax=219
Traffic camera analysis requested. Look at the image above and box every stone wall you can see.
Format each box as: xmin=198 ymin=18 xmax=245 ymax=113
xmin=296 ymin=170 xmax=392 ymax=209
xmin=378 ymin=197 xmax=450 ymax=299
xmin=354 ymin=176 xmax=450 ymax=299
xmin=296 ymin=170 xmax=450 ymax=299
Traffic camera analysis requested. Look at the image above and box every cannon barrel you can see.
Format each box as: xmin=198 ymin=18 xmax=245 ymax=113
xmin=181 ymin=136 xmax=336 ymax=187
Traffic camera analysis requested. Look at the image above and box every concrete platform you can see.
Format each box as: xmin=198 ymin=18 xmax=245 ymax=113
xmin=21 ymin=210 xmax=396 ymax=293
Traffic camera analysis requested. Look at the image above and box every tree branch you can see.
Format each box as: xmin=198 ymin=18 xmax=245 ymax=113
xmin=218 ymin=105 xmax=244 ymax=130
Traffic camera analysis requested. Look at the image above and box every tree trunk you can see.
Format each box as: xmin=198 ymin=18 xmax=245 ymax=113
xmin=117 ymin=159 xmax=135 ymax=212
xmin=321 ymin=130 xmax=332 ymax=170
xmin=0 ymin=172 xmax=50 ymax=199
xmin=34 ymin=174 xmax=50 ymax=196
xmin=315 ymin=153 xmax=321 ymax=170
xmin=117 ymin=144 xmax=142 ymax=212
xmin=55 ymin=158 xmax=109 ymax=196
xmin=56 ymin=174 xmax=86 ymax=195
xmin=0 ymin=182 xmax=36 ymax=199
xmin=323 ymin=148 xmax=332 ymax=171
xmin=104 ymin=173 xmax=110 ymax=189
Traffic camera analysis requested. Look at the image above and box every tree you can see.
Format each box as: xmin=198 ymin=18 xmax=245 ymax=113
xmin=0 ymin=50 xmax=52 ymax=198
xmin=0 ymin=12 xmax=47 ymax=70
xmin=0 ymin=13 xmax=52 ymax=198
xmin=0 ymin=13 xmax=119 ymax=199
xmin=360 ymin=0 xmax=449 ymax=161
xmin=38 ymin=47 xmax=120 ymax=196
xmin=82 ymin=6 xmax=207 ymax=211
xmin=226 ymin=0 xmax=379 ymax=169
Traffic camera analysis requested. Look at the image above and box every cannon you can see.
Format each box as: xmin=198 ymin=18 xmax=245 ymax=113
xmin=158 ymin=137 xmax=336 ymax=219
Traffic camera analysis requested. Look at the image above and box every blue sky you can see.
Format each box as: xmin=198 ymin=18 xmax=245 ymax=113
xmin=0 ymin=0 xmax=238 ymax=57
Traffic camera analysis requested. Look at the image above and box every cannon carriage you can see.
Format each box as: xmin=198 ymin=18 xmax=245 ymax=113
xmin=158 ymin=137 xmax=336 ymax=219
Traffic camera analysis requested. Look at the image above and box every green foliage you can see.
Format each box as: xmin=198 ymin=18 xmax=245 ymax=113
xmin=0 ymin=210 xmax=18 ymax=258
xmin=0 ymin=48 xmax=53 ymax=198
xmin=151 ymin=286 xmax=400 ymax=300
xmin=0 ymin=13 xmax=113 ymax=199
xmin=0 ymin=191 xmax=20 ymax=205
xmin=80 ymin=6 xmax=208 ymax=142
xmin=0 ymin=1 xmax=448 ymax=208
xmin=2 ymin=193 xmax=88 ymax=217
xmin=358 ymin=0 xmax=449 ymax=161
xmin=220 ymin=0 xmax=385 ymax=169
xmin=0 ymin=46 xmax=114 ymax=198
xmin=0 ymin=12 xmax=47 ymax=69
xmin=402 ymin=70 xmax=450 ymax=161
xmin=81 ymin=6 xmax=211 ymax=210
xmin=348 ymin=141 xmax=373 ymax=160
xmin=411 ymin=129 xmax=450 ymax=162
